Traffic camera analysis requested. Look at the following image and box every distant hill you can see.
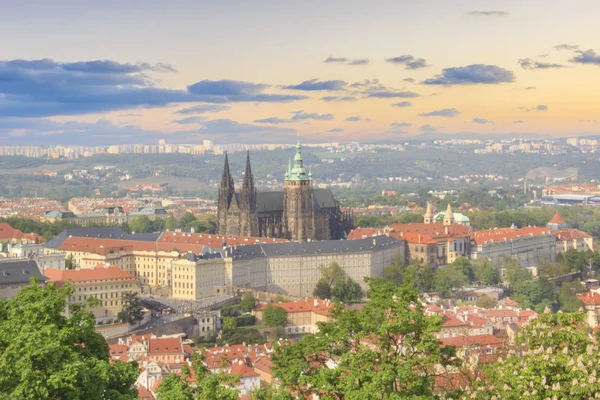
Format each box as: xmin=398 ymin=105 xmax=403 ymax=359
xmin=525 ymin=166 xmax=578 ymax=181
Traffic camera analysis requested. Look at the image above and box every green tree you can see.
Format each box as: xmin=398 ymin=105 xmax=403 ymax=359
xmin=156 ymin=354 xmax=238 ymax=400
xmin=467 ymin=312 xmax=600 ymax=399
xmin=475 ymin=294 xmax=496 ymax=309
xmin=179 ymin=212 xmax=196 ymax=229
xmin=383 ymin=252 xmax=406 ymax=287
xmin=434 ymin=265 xmax=467 ymax=298
xmin=312 ymin=280 xmax=331 ymax=299
xmin=128 ymin=215 xmax=153 ymax=233
xmin=263 ymin=305 xmax=287 ymax=327
xmin=0 ymin=279 xmax=138 ymax=399
xmin=404 ymin=260 xmax=435 ymax=293
xmin=271 ymin=278 xmax=459 ymax=399
xmin=239 ymin=295 xmax=256 ymax=313
xmin=222 ymin=316 xmax=237 ymax=334
xmin=118 ymin=292 xmax=144 ymax=325
xmin=65 ymin=253 xmax=78 ymax=270
xmin=313 ymin=262 xmax=363 ymax=302
xmin=165 ymin=213 xmax=178 ymax=230
xmin=472 ymin=259 xmax=500 ymax=285
xmin=557 ymin=280 xmax=585 ymax=312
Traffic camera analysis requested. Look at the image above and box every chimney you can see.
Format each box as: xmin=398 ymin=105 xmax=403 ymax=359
xmin=418 ymin=234 xmax=421 ymax=244
xmin=372 ymin=238 xmax=377 ymax=246
xmin=444 ymin=226 xmax=449 ymax=235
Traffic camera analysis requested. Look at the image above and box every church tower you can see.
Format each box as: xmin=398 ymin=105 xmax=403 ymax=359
xmin=283 ymin=141 xmax=314 ymax=241
xmin=443 ymin=203 xmax=455 ymax=226
xmin=424 ymin=202 xmax=433 ymax=224
xmin=239 ymin=151 xmax=258 ymax=236
xmin=216 ymin=152 xmax=235 ymax=235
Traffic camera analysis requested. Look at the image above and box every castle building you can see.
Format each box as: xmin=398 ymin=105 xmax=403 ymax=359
xmin=217 ymin=142 xmax=353 ymax=241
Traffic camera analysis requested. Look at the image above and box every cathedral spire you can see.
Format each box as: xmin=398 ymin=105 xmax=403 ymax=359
xmin=241 ymin=150 xmax=256 ymax=212
xmin=286 ymin=140 xmax=309 ymax=181
xmin=424 ymin=202 xmax=433 ymax=224
xmin=443 ymin=203 xmax=455 ymax=226
xmin=220 ymin=152 xmax=234 ymax=189
xmin=242 ymin=150 xmax=253 ymax=189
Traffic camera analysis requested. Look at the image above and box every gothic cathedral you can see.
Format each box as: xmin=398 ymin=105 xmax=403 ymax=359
xmin=216 ymin=142 xmax=353 ymax=241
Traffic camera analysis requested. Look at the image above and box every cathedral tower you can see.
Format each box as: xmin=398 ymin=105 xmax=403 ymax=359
xmin=240 ymin=151 xmax=258 ymax=236
xmin=216 ymin=152 xmax=235 ymax=235
xmin=443 ymin=203 xmax=455 ymax=226
xmin=283 ymin=141 xmax=314 ymax=241
xmin=424 ymin=202 xmax=433 ymax=224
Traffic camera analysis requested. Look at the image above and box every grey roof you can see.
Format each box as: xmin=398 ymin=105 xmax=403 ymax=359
xmin=254 ymin=188 xmax=337 ymax=213
xmin=228 ymin=235 xmax=402 ymax=260
xmin=256 ymin=192 xmax=284 ymax=212
xmin=45 ymin=227 xmax=161 ymax=249
xmin=0 ymin=260 xmax=47 ymax=285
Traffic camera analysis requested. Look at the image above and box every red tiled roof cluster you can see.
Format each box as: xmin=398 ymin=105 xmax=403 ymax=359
xmin=470 ymin=226 xmax=552 ymax=245
xmin=555 ymin=228 xmax=591 ymax=240
xmin=44 ymin=265 xmax=135 ymax=284
xmin=254 ymin=298 xmax=335 ymax=317
xmin=578 ymin=290 xmax=600 ymax=306
xmin=441 ymin=334 xmax=504 ymax=348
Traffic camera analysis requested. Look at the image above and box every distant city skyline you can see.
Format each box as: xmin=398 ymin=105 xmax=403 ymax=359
xmin=2 ymin=0 xmax=600 ymax=145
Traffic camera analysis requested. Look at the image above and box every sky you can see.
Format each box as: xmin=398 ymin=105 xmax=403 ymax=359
xmin=1 ymin=0 xmax=600 ymax=145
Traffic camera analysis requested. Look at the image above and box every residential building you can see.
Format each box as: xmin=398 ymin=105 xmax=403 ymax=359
xmin=470 ymin=227 xmax=556 ymax=269
xmin=253 ymin=298 xmax=334 ymax=335
xmin=44 ymin=264 xmax=139 ymax=320
xmin=0 ymin=259 xmax=47 ymax=300
xmin=0 ymin=222 xmax=46 ymax=244
xmin=545 ymin=212 xmax=594 ymax=253
xmin=171 ymin=253 xmax=231 ymax=300
xmin=41 ymin=206 xmax=169 ymax=226
xmin=6 ymin=242 xmax=65 ymax=270
xmin=578 ymin=289 xmax=600 ymax=328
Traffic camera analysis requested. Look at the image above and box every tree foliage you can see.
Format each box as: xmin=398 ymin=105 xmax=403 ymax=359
xmin=313 ymin=262 xmax=363 ymax=302
xmin=467 ymin=312 xmax=600 ymax=399
xmin=117 ymin=292 xmax=144 ymax=325
xmin=156 ymin=354 xmax=238 ymax=400
xmin=240 ymin=295 xmax=256 ymax=313
xmin=272 ymin=278 xmax=459 ymax=399
xmin=263 ymin=305 xmax=287 ymax=327
xmin=0 ymin=279 xmax=138 ymax=399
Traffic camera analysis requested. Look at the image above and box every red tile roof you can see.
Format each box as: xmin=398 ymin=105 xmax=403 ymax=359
xmin=44 ymin=265 xmax=135 ymax=283
xmin=148 ymin=338 xmax=183 ymax=355
xmin=555 ymin=228 xmax=591 ymax=240
xmin=578 ymin=291 xmax=600 ymax=306
xmin=109 ymin=344 xmax=128 ymax=358
xmin=254 ymin=299 xmax=334 ymax=317
xmin=441 ymin=334 xmax=504 ymax=348
xmin=230 ymin=362 xmax=260 ymax=379
xmin=442 ymin=312 xmax=468 ymax=328
xmin=549 ymin=212 xmax=567 ymax=225
xmin=470 ymin=227 xmax=552 ymax=245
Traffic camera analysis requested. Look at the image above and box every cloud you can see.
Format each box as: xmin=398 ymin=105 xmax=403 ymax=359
xmin=518 ymin=58 xmax=566 ymax=69
xmin=391 ymin=122 xmax=412 ymax=127
xmin=175 ymin=104 xmax=231 ymax=115
xmin=320 ymin=96 xmax=358 ymax=102
xmin=172 ymin=116 xmax=206 ymax=124
xmin=520 ymin=105 xmax=548 ymax=112
xmin=345 ymin=116 xmax=362 ymax=122
xmin=525 ymin=86 xmax=536 ymax=90
xmin=283 ymin=78 xmax=347 ymax=91
xmin=348 ymin=59 xmax=370 ymax=66
xmin=385 ymin=54 xmax=430 ymax=69
xmin=422 ymin=64 xmax=515 ymax=85
xmin=467 ymin=11 xmax=509 ymax=16
xmin=403 ymin=78 xmax=415 ymax=83
xmin=512 ymin=120 xmax=524 ymax=124
xmin=578 ymin=119 xmax=596 ymax=123
xmin=254 ymin=110 xmax=334 ymax=124
xmin=419 ymin=124 xmax=437 ymax=133
xmin=419 ymin=108 xmax=460 ymax=118
xmin=366 ymin=91 xmax=419 ymax=99
xmin=324 ymin=55 xmax=370 ymax=66
xmin=472 ymin=118 xmax=494 ymax=125
xmin=554 ymin=44 xmax=579 ymax=51
xmin=327 ymin=128 xmax=344 ymax=132
xmin=570 ymin=49 xmax=600 ymax=65
xmin=0 ymin=59 xmax=307 ymax=117
xmin=392 ymin=101 xmax=412 ymax=108
xmin=538 ymin=54 xmax=549 ymax=58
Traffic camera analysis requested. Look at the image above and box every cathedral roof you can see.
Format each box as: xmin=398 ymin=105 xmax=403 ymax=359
xmin=286 ymin=141 xmax=310 ymax=181
xmin=253 ymin=189 xmax=337 ymax=212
